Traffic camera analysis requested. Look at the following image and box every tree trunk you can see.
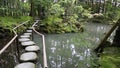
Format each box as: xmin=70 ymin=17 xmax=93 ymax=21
xmin=98 ymin=0 xmax=102 ymax=13
xmin=94 ymin=19 xmax=120 ymax=53
xmin=112 ymin=20 xmax=120 ymax=46
xmin=103 ymin=0 xmax=106 ymax=13
xmin=29 ymin=0 xmax=34 ymax=17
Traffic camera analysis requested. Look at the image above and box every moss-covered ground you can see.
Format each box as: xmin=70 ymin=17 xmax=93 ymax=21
xmin=99 ymin=47 xmax=120 ymax=68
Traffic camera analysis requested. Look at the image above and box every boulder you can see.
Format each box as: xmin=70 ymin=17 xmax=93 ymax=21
xmin=24 ymin=33 xmax=32 ymax=36
xmin=18 ymin=38 xmax=30 ymax=42
xmin=20 ymin=35 xmax=30 ymax=38
xmin=20 ymin=52 xmax=38 ymax=62
xmin=14 ymin=62 xmax=35 ymax=68
xmin=25 ymin=45 xmax=40 ymax=52
xmin=26 ymin=30 xmax=32 ymax=33
xmin=21 ymin=41 xmax=35 ymax=46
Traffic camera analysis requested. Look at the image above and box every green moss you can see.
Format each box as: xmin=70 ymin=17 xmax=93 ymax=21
xmin=99 ymin=47 xmax=120 ymax=68
xmin=0 ymin=16 xmax=33 ymax=34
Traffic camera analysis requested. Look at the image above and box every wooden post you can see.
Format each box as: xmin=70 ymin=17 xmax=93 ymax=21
xmin=94 ymin=18 xmax=120 ymax=53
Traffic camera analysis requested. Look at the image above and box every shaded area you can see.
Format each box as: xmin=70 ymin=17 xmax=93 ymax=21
xmin=33 ymin=32 xmax=43 ymax=68
xmin=45 ymin=33 xmax=97 ymax=68
xmin=100 ymin=47 xmax=120 ymax=68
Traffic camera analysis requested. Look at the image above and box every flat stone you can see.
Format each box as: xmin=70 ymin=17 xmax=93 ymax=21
xmin=18 ymin=38 xmax=30 ymax=42
xmin=20 ymin=35 xmax=30 ymax=38
xmin=14 ymin=62 xmax=35 ymax=68
xmin=21 ymin=41 xmax=35 ymax=46
xmin=25 ymin=46 xmax=40 ymax=52
xmin=20 ymin=52 xmax=37 ymax=61
xmin=26 ymin=30 xmax=32 ymax=33
xmin=24 ymin=33 xmax=32 ymax=36
xmin=28 ymin=27 xmax=33 ymax=30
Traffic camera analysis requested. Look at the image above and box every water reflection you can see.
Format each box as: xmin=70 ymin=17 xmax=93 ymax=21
xmin=45 ymin=33 xmax=94 ymax=68
xmin=46 ymin=24 xmax=114 ymax=68
xmin=44 ymin=23 xmax=113 ymax=68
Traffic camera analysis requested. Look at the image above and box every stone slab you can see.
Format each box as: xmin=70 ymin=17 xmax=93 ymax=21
xmin=24 ymin=33 xmax=32 ymax=36
xmin=20 ymin=52 xmax=37 ymax=61
xmin=25 ymin=45 xmax=40 ymax=52
xmin=18 ymin=38 xmax=30 ymax=42
xmin=20 ymin=35 xmax=30 ymax=38
xmin=26 ymin=30 xmax=32 ymax=33
xmin=14 ymin=62 xmax=35 ymax=68
xmin=21 ymin=41 xmax=35 ymax=46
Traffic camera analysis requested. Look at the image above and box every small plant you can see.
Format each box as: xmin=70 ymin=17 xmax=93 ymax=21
xmin=0 ymin=16 xmax=33 ymax=36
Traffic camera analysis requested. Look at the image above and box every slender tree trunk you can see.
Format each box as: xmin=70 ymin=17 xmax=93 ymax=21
xmin=29 ymin=0 xmax=34 ymax=17
xmin=98 ymin=0 xmax=102 ymax=13
xmin=91 ymin=0 xmax=94 ymax=7
xmin=114 ymin=0 xmax=117 ymax=7
xmin=95 ymin=19 xmax=120 ymax=53
xmin=103 ymin=0 xmax=106 ymax=13
xmin=112 ymin=20 xmax=120 ymax=46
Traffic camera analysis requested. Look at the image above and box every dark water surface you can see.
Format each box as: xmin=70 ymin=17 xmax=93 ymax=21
xmin=34 ymin=23 xmax=113 ymax=68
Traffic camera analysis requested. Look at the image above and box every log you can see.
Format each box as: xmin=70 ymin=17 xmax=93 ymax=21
xmin=94 ymin=18 xmax=120 ymax=53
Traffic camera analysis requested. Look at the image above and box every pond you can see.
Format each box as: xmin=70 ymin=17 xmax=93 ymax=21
xmin=33 ymin=23 xmax=113 ymax=68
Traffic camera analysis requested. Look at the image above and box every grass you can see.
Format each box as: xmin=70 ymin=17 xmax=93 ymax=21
xmin=0 ymin=16 xmax=33 ymax=33
xmin=99 ymin=47 xmax=120 ymax=68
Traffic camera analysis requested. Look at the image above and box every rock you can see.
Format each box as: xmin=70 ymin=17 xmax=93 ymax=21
xmin=25 ymin=45 xmax=40 ymax=52
xmin=20 ymin=52 xmax=38 ymax=62
xmin=20 ymin=35 xmax=30 ymax=38
xmin=14 ymin=62 xmax=35 ymax=68
xmin=21 ymin=41 xmax=35 ymax=46
xmin=24 ymin=33 xmax=32 ymax=36
xmin=18 ymin=38 xmax=30 ymax=42
xmin=26 ymin=30 xmax=32 ymax=33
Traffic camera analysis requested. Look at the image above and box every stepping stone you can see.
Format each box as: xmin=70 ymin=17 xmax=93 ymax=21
xmin=26 ymin=30 xmax=32 ymax=33
xmin=14 ymin=62 xmax=35 ymax=68
xmin=20 ymin=52 xmax=38 ymax=62
xmin=18 ymin=38 xmax=30 ymax=42
xmin=24 ymin=33 xmax=32 ymax=36
xmin=25 ymin=45 xmax=40 ymax=52
xmin=21 ymin=41 xmax=35 ymax=46
xmin=20 ymin=35 xmax=30 ymax=38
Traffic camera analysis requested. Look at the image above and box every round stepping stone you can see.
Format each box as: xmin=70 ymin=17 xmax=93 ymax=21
xmin=24 ymin=33 xmax=32 ymax=36
xmin=20 ymin=35 xmax=30 ymax=38
xmin=14 ymin=62 xmax=35 ymax=68
xmin=18 ymin=38 xmax=30 ymax=42
xmin=21 ymin=41 xmax=35 ymax=46
xmin=26 ymin=30 xmax=32 ymax=33
xmin=25 ymin=46 xmax=40 ymax=52
xmin=20 ymin=52 xmax=38 ymax=62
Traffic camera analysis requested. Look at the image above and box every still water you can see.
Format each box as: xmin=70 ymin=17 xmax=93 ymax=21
xmin=34 ymin=23 xmax=113 ymax=68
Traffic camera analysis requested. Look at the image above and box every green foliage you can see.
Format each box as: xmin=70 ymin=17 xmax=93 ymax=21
xmin=99 ymin=47 xmax=120 ymax=68
xmin=42 ymin=15 xmax=62 ymax=26
xmin=0 ymin=0 xmax=30 ymax=16
xmin=17 ymin=16 xmax=33 ymax=22
xmin=74 ymin=6 xmax=84 ymax=14
xmin=82 ymin=10 xmax=92 ymax=19
xmin=90 ymin=14 xmax=109 ymax=23
xmin=0 ymin=16 xmax=33 ymax=33
xmin=105 ymin=7 xmax=120 ymax=22
xmin=100 ymin=56 xmax=120 ymax=68
xmin=48 ymin=4 xmax=64 ymax=16
xmin=39 ymin=0 xmax=91 ymax=33
xmin=90 ymin=1 xmax=120 ymax=24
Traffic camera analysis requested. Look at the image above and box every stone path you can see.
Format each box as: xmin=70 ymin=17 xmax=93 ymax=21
xmin=14 ymin=28 xmax=40 ymax=68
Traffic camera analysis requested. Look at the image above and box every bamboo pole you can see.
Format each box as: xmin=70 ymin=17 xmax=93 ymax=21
xmin=0 ymin=20 xmax=29 ymax=55
xmin=32 ymin=20 xmax=48 ymax=68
